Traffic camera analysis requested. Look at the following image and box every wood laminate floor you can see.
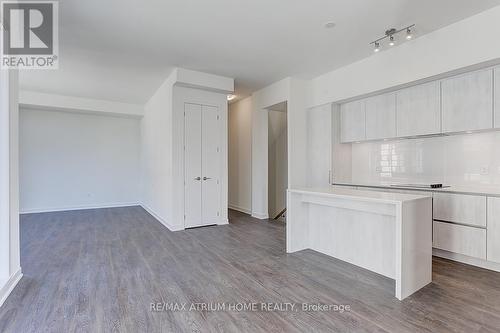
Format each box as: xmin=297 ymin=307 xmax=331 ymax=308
xmin=1 ymin=207 xmax=500 ymax=332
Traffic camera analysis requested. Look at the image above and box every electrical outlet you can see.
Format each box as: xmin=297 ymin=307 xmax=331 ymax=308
xmin=480 ymin=166 xmax=489 ymax=175
xmin=375 ymin=166 xmax=382 ymax=173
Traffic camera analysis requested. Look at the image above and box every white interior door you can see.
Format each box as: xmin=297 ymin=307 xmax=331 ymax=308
xmin=201 ymin=105 xmax=221 ymax=225
xmin=184 ymin=103 xmax=203 ymax=228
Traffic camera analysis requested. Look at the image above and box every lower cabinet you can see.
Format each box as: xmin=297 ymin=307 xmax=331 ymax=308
xmin=354 ymin=186 xmax=500 ymax=266
xmin=487 ymin=197 xmax=500 ymax=263
xmin=433 ymin=192 xmax=486 ymax=227
xmin=433 ymin=221 xmax=487 ymax=259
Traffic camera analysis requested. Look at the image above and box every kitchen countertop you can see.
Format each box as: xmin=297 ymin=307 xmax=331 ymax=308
xmin=289 ymin=187 xmax=430 ymax=204
xmin=332 ymin=181 xmax=500 ymax=197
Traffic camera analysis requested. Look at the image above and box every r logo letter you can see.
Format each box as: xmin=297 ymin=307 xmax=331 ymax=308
xmin=29 ymin=9 xmax=49 ymax=49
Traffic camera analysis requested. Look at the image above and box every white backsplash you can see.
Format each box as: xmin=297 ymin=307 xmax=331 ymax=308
xmin=351 ymin=131 xmax=500 ymax=187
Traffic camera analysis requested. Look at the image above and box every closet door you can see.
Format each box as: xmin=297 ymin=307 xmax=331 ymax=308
xmin=184 ymin=103 xmax=203 ymax=228
xmin=201 ymin=105 xmax=221 ymax=225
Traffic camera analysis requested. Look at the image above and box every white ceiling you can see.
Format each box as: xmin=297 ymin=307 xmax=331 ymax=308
xmin=19 ymin=0 xmax=500 ymax=104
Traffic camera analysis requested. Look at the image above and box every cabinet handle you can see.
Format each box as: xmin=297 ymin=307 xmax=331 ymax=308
xmin=194 ymin=177 xmax=201 ymax=181
xmin=203 ymin=177 xmax=211 ymax=181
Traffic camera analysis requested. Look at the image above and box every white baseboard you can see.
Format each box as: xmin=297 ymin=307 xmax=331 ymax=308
xmin=433 ymin=248 xmax=500 ymax=273
xmin=251 ymin=212 xmax=269 ymax=220
xmin=0 ymin=269 xmax=23 ymax=308
xmin=20 ymin=202 xmax=141 ymax=214
xmin=218 ymin=218 xmax=229 ymax=225
xmin=228 ymin=204 xmax=251 ymax=215
xmin=140 ymin=204 xmax=184 ymax=232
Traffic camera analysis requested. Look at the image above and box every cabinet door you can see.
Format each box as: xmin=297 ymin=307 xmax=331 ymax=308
xmin=433 ymin=193 xmax=486 ymax=227
xmin=307 ymin=104 xmax=332 ymax=187
xmin=487 ymin=197 xmax=500 ymax=263
xmin=340 ymin=100 xmax=365 ymax=143
xmin=495 ymin=67 xmax=500 ymax=129
xmin=365 ymin=93 xmax=396 ymax=140
xmin=433 ymin=221 xmax=486 ymax=259
xmin=396 ymin=81 xmax=441 ymax=137
xmin=441 ymin=69 xmax=493 ymax=133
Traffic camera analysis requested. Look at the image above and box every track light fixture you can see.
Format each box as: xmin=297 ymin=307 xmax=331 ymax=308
xmin=370 ymin=24 xmax=415 ymax=53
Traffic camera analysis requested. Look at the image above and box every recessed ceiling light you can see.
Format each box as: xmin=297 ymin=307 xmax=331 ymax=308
xmin=227 ymin=94 xmax=236 ymax=101
xmin=324 ymin=21 xmax=336 ymax=29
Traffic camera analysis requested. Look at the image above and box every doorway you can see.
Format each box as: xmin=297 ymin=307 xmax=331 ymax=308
xmin=267 ymin=101 xmax=287 ymax=221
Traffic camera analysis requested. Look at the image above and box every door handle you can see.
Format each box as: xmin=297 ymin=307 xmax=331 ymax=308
xmin=194 ymin=177 xmax=201 ymax=181
xmin=203 ymin=177 xmax=211 ymax=181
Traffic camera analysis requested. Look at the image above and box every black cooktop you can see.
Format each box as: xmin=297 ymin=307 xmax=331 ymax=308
xmin=390 ymin=183 xmax=450 ymax=189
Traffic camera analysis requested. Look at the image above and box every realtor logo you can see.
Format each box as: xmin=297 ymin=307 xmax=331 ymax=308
xmin=1 ymin=1 xmax=58 ymax=69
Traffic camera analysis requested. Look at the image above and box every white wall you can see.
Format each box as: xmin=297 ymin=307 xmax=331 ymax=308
xmin=174 ymin=68 xmax=234 ymax=94
xmin=1 ymin=69 xmax=22 ymax=308
xmin=308 ymin=5 xmax=500 ymax=107
xmin=140 ymin=68 xmax=232 ymax=230
xmin=20 ymin=91 xmax=144 ymax=118
xmin=351 ymin=132 xmax=500 ymax=188
xmin=0 ymin=70 xmax=10 ymax=286
xmin=19 ymin=108 xmax=141 ymax=213
xmin=140 ymin=72 xmax=176 ymax=228
xmin=9 ymin=72 xmax=20 ymax=277
xmin=251 ymin=77 xmax=307 ymax=219
xmin=228 ymin=97 xmax=252 ymax=214
xmin=268 ymin=110 xmax=287 ymax=218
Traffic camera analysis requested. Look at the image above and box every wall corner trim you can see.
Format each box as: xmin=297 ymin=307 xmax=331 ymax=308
xmin=228 ymin=204 xmax=252 ymax=215
xmin=0 ymin=268 xmax=23 ymax=308
xmin=140 ymin=204 xmax=185 ymax=232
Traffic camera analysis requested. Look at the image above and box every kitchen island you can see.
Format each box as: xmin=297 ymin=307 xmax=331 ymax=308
xmin=287 ymin=187 xmax=433 ymax=300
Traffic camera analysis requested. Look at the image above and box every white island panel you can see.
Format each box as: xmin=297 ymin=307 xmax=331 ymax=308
xmin=287 ymin=187 xmax=432 ymax=300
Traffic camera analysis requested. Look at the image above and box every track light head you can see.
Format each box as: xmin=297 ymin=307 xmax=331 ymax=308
xmin=406 ymin=28 xmax=413 ymax=40
xmin=374 ymin=42 xmax=380 ymax=53
xmin=388 ymin=35 xmax=395 ymax=46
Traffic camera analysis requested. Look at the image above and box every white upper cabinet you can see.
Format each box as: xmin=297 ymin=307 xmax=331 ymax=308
xmin=441 ymin=69 xmax=493 ymax=133
xmin=495 ymin=67 xmax=500 ymax=129
xmin=340 ymin=100 xmax=365 ymax=143
xmin=396 ymin=81 xmax=441 ymax=137
xmin=365 ymin=93 xmax=396 ymax=140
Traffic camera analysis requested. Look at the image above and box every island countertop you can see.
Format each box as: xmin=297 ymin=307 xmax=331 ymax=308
xmin=289 ymin=186 xmax=431 ymax=204
xmin=332 ymin=181 xmax=500 ymax=197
